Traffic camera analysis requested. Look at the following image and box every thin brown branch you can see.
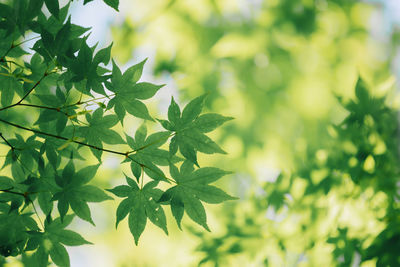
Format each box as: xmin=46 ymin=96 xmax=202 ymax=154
xmin=0 ymin=77 xmax=44 ymax=112
xmin=0 ymin=119 xmax=176 ymax=184
xmin=0 ymin=118 xmax=127 ymax=156
xmin=17 ymin=103 xmax=70 ymax=117
xmin=0 ymin=132 xmax=14 ymax=149
xmin=0 ymin=36 xmax=39 ymax=60
xmin=0 ymin=43 xmax=14 ymax=60
xmin=16 ymin=75 xmax=46 ymax=105
xmin=0 ymin=70 xmax=61 ymax=112
xmin=0 ymin=59 xmax=24 ymax=69
xmin=0 ymin=189 xmax=44 ymax=231
xmin=0 ymin=187 xmax=24 ymax=196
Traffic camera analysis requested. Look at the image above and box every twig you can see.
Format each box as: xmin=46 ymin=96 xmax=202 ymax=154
xmin=0 ymin=132 xmax=14 ymax=149
xmin=16 ymin=74 xmax=47 ymax=104
xmin=0 ymin=188 xmax=44 ymax=231
xmin=0 ymin=75 xmax=45 ymax=112
xmin=0 ymin=119 xmax=176 ymax=184
xmin=18 ymin=103 xmax=71 ymax=116
xmin=0 ymin=118 xmax=127 ymax=156
xmin=0 ymin=59 xmax=25 ymax=69
xmin=0 ymin=187 xmax=24 ymax=196
xmin=0 ymin=43 xmax=14 ymax=60
xmin=0 ymin=36 xmax=40 ymax=60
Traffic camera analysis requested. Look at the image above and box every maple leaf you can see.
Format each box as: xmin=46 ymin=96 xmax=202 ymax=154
xmin=159 ymin=95 xmax=232 ymax=166
xmin=125 ymin=123 xmax=181 ymax=182
xmin=28 ymin=215 xmax=92 ymax=267
xmin=77 ymin=108 xmax=124 ymax=160
xmin=107 ymin=177 xmax=167 ymax=245
xmin=52 ymin=161 xmax=112 ymax=225
xmin=106 ymin=60 xmax=163 ymax=122
xmin=159 ymin=161 xmax=236 ymax=230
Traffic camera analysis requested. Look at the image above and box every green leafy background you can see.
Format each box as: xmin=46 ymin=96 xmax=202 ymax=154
xmin=2 ymin=0 xmax=400 ymax=266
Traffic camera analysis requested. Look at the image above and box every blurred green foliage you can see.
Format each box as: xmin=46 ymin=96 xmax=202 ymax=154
xmin=110 ymin=0 xmax=400 ymax=266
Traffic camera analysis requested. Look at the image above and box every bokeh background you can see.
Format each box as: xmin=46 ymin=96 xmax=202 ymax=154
xmin=5 ymin=0 xmax=400 ymax=266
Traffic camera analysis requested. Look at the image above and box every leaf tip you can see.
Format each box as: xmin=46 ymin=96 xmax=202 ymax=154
xmin=229 ymin=195 xmax=239 ymax=201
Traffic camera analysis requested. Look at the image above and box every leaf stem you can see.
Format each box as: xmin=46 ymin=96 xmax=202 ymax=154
xmin=127 ymin=156 xmax=175 ymax=184
xmin=140 ymin=166 xmax=144 ymax=189
xmin=0 ymin=36 xmax=40 ymax=61
xmin=0 ymin=187 xmax=24 ymax=196
xmin=13 ymin=35 xmax=40 ymax=48
xmin=62 ymin=94 xmax=116 ymax=109
xmin=17 ymin=74 xmax=46 ymax=104
xmin=127 ymin=133 xmax=174 ymax=154
xmin=0 ymin=74 xmax=47 ymax=112
xmin=0 ymin=59 xmax=25 ymax=69
xmin=0 ymin=132 xmax=14 ymax=150
xmin=0 ymin=188 xmax=45 ymax=231
xmin=0 ymin=43 xmax=14 ymax=60
xmin=30 ymin=199 xmax=45 ymax=231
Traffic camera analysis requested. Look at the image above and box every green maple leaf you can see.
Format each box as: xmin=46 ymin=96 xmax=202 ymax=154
xmin=28 ymin=215 xmax=92 ymax=267
xmin=34 ymin=88 xmax=77 ymax=134
xmin=158 ymin=161 xmax=235 ymax=230
xmin=158 ymin=95 xmax=233 ymax=166
xmin=2 ymin=134 xmax=42 ymax=181
xmin=52 ymin=162 xmax=112 ymax=225
xmin=106 ymin=60 xmax=163 ymax=122
xmin=44 ymin=215 xmax=92 ymax=246
xmin=0 ymin=73 xmax=21 ymax=107
xmin=77 ymin=108 xmax=125 ymax=160
xmin=67 ymin=41 xmax=112 ymax=95
xmin=107 ymin=177 xmax=167 ymax=245
xmin=125 ymin=123 xmax=181 ymax=182
xmin=0 ymin=209 xmax=39 ymax=257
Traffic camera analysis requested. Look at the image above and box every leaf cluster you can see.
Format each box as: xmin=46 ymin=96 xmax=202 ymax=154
xmin=0 ymin=0 xmax=234 ymax=266
xmin=261 ymin=78 xmax=400 ymax=266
